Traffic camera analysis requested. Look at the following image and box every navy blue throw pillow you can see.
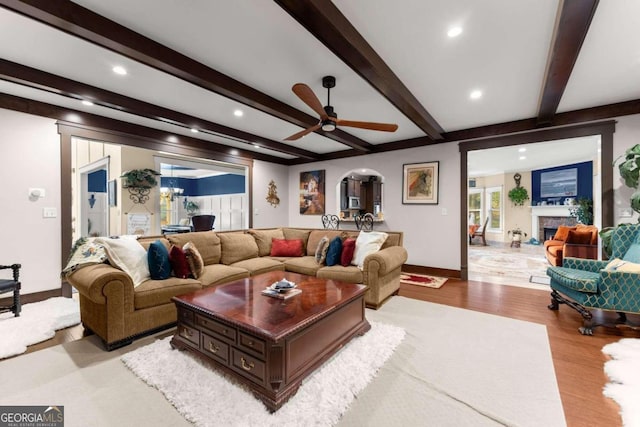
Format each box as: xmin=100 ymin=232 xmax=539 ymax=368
xmin=325 ymin=236 xmax=343 ymax=266
xmin=148 ymin=240 xmax=171 ymax=280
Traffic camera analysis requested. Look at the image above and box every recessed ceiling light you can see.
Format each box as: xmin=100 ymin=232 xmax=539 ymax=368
xmin=234 ymin=109 xmax=244 ymax=117
xmin=519 ymin=156 xmax=526 ymax=160
xmin=518 ymin=147 xmax=526 ymax=153
xmin=230 ymin=149 xmax=239 ymax=155
xmin=190 ymin=128 xmax=199 ymax=133
xmin=112 ymin=65 xmax=127 ymax=75
xmin=470 ymin=90 xmax=482 ymax=100
xmin=81 ymin=100 xmax=94 ymax=106
xmin=447 ymin=27 xmax=463 ymax=38
xmin=253 ymin=144 xmax=261 ymax=149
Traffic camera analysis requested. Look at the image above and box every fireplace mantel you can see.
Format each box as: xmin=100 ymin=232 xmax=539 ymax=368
xmin=531 ymin=205 xmax=572 ymax=240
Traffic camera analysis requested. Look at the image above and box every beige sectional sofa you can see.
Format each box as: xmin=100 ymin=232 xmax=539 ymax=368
xmin=67 ymin=227 xmax=407 ymax=350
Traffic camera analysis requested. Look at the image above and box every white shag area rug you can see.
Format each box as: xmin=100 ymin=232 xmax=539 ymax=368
xmin=0 ymin=297 xmax=80 ymax=359
xmin=602 ymin=338 xmax=640 ymax=426
xmin=122 ymin=322 xmax=405 ymax=427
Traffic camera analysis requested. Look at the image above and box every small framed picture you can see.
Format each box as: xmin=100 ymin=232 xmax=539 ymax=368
xmin=402 ymin=161 xmax=439 ymax=205
xmin=108 ymin=179 xmax=117 ymax=207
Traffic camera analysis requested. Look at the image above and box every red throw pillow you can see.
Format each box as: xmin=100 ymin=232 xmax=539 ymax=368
xmin=169 ymin=245 xmax=190 ymax=279
xmin=341 ymin=238 xmax=356 ymax=267
xmin=270 ymin=239 xmax=304 ymax=257
xmin=566 ymin=230 xmax=593 ymax=245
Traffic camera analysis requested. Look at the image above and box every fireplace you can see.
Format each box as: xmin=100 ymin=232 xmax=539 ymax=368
xmin=543 ymin=227 xmax=558 ymax=241
xmin=530 ymin=206 xmax=576 ymax=240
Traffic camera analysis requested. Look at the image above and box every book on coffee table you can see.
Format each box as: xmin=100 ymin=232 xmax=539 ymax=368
xmin=261 ymin=288 xmax=302 ymax=299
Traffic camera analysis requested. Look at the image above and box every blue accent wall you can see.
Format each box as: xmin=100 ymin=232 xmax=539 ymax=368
xmin=161 ymin=174 xmax=245 ymax=196
xmin=531 ymin=161 xmax=592 ymax=205
xmin=88 ymin=169 xmax=107 ymax=192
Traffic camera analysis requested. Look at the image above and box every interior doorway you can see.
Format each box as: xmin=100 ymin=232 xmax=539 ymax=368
xmin=77 ymin=156 xmax=109 ymax=240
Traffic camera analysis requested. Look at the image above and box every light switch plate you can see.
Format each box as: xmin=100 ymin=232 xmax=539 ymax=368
xmin=620 ymin=208 xmax=633 ymax=218
xmin=441 ymin=208 xmax=448 ymax=216
xmin=43 ymin=207 xmax=57 ymax=218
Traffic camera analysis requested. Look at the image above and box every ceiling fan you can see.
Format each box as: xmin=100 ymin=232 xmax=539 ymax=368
xmin=284 ymin=76 xmax=399 ymax=141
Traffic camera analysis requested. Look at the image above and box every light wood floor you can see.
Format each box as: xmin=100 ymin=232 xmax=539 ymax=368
xmin=20 ymin=280 xmax=629 ymax=426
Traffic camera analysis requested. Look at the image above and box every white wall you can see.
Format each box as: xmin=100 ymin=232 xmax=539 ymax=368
xmin=613 ymin=114 xmax=640 ymax=223
xmin=287 ymin=143 xmax=461 ymax=269
xmin=252 ymin=160 xmax=289 ymax=228
xmin=0 ymin=109 xmax=61 ymax=294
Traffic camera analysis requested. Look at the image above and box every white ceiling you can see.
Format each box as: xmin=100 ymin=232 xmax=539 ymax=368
xmin=0 ymin=1 xmax=638 ymax=162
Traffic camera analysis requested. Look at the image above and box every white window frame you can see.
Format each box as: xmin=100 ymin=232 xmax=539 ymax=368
xmin=485 ymin=185 xmax=503 ymax=232
xmin=468 ymin=188 xmax=484 ymax=225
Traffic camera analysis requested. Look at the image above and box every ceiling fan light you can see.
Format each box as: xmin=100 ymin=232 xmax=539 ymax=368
xmin=321 ymin=120 xmax=336 ymax=132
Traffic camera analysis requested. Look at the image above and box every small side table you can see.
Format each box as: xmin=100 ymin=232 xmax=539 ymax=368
xmin=0 ymin=264 xmax=21 ymax=317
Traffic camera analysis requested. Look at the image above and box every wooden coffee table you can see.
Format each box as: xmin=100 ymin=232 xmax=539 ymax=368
xmin=170 ymin=271 xmax=370 ymax=411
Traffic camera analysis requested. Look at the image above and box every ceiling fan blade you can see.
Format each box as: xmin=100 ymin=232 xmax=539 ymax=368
xmin=336 ymin=119 xmax=398 ymax=132
xmin=292 ymin=83 xmax=328 ymax=119
xmin=284 ymin=123 xmax=322 ymax=141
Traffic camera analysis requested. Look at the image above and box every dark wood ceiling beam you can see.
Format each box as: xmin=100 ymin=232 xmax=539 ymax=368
xmin=274 ymin=0 xmax=444 ymax=140
xmin=0 ymin=92 xmax=288 ymax=164
xmin=0 ymin=59 xmax=319 ymax=160
xmin=537 ymin=0 xmax=599 ymax=125
xmin=0 ymin=0 xmax=372 ymax=152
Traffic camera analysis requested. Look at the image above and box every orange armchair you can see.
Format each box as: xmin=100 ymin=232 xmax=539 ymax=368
xmin=544 ymin=224 xmax=598 ymax=266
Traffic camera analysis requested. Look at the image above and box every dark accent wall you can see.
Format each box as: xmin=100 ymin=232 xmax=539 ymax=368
xmin=531 ymin=161 xmax=593 ymax=205
xmin=88 ymin=169 xmax=106 ymax=192
xmin=160 ymin=174 xmax=245 ymax=197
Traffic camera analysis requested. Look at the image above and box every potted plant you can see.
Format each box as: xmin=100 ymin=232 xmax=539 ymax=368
xmin=569 ymin=197 xmax=593 ymax=225
xmin=120 ymin=168 xmax=160 ymax=204
xmin=508 ymin=227 xmax=528 ymax=247
xmin=508 ymin=173 xmax=530 ymax=206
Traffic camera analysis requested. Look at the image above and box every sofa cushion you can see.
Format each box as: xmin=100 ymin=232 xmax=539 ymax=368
xmin=315 ymin=236 xmax=331 ymax=264
xmin=576 ymin=224 xmax=599 ymax=245
xmin=248 ymin=228 xmax=284 ymax=256
xmin=270 ymin=238 xmax=304 ymax=257
xmin=137 ymin=236 xmax=170 ymax=251
xmin=553 ymin=226 xmax=576 ymax=242
xmin=169 ymin=245 xmax=190 ymax=279
xmin=307 ymin=230 xmax=343 ymax=256
xmin=219 ymin=233 xmax=259 ymax=265
xmin=566 ymin=230 xmax=593 ymax=245
xmin=381 ymin=233 xmax=400 ymax=249
xmin=317 ymin=265 xmax=363 ymax=284
xmin=325 ymin=236 xmax=343 ymax=266
xmin=167 ymin=231 xmax=221 ymax=265
xmin=148 ymin=240 xmax=171 ymax=280
xmin=134 ymin=277 xmax=202 ymax=310
xmin=231 ymin=257 xmax=285 ymax=276
xmin=341 ymin=238 xmax=356 ymax=267
xmin=284 ymin=256 xmax=323 ymax=276
xmin=198 ymin=264 xmax=250 ymax=287
xmin=96 ymin=237 xmax=150 ymax=287
xmin=283 ymin=228 xmax=311 ymax=251
xmin=352 ymin=231 xmax=388 ymax=268
xmin=183 ymin=242 xmax=205 ymax=279
xmin=547 ymin=266 xmax=599 ymax=293
xmin=547 ymin=244 xmax=564 ymax=258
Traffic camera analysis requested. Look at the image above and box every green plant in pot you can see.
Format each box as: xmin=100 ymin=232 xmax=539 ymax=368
xmin=600 ymin=144 xmax=640 ymax=257
xmin=508 ymin=173 xmax=530 ymax=206
xmin=569 ymin=197 xmax=593 ymax=225
xmin=508 ymin=227 xmax=528 ymax=241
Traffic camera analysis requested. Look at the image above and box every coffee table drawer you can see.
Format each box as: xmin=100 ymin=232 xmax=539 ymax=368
xmin=196 ymin=314 xmax=237 ymax=343
xmin=202 ymin=332 xmax=229 ymax=364
xmin=177 ymin=324 xmax=200 ymax=348
xmin=238 ymin=332 xmax=265 ymax=357
xmin=231 ymin=348 xmax=265 ymax=385
xmin=177 ymin=308 xmax=194 ymax=325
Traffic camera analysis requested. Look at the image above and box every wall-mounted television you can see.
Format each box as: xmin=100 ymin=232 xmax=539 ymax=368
xmin=540 ymin=168 xmax=578 ymax=198
xmin=531 ymin=161 xmax=592 ymax=205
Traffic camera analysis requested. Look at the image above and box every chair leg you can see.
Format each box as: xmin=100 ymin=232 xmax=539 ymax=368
xmin=481 ymin=234 xmax=487 ymax=246
xmin=12 ymin=283 xmax=20 ymax=317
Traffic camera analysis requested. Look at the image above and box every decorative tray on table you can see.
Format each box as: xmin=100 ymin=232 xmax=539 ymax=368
xmin=261 ymin=279 xmax=301 ymax=299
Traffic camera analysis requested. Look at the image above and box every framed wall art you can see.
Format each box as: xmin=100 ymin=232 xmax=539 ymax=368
xmin=299 ymin=170 xmax=325 ymax=215
xmin=402 ymin=161 xmax=439 ymax=204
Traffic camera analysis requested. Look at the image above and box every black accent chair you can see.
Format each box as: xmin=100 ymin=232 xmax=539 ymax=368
xmin=321 ymin=214 xmax=340 ymax=229
xmin=191 ymin=215 xmax=216 ymax=232
xmin=0 ymin=263 xmax=21 ymax=317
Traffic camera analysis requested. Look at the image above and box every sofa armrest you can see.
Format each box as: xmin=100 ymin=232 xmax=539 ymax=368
xmin=363 ymin=246 xmax=408 ymax=276
xmin=563 ymin=243 xmax=598 ymax=260
xmin=66 ymin=263 xmax=134 ymax=305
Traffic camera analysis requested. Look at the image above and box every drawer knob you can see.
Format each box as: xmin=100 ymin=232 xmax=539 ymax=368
xmin=240 ymin=357 xmax=254 ymax=371
xmin=223 ymin=329 xmax=228 ymax=335
xmin=247 ymin=340 xmax=253 ymax=346
xmin=181 ymin=327 xmax=193 ymax=338
xmin=209 ymin=342 xmax=220 ymax=354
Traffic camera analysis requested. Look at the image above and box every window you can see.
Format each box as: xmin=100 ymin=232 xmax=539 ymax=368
xmin=486 ymin=186 xmax=503 ymax=231
xmin=468 ymin=189 xmax=483 ymax=225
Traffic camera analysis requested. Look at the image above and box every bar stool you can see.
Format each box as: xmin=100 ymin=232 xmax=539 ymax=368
xmin=0 ymin=264 xmax=21 ymax=317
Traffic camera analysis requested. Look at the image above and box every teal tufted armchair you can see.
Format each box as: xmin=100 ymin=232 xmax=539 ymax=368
xmin=546 ymin=223 xmax=640 ymax=335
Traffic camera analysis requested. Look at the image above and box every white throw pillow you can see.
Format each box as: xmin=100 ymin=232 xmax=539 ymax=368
xmin=352 ymin=231 xmax=388 ymax=268
xmin=97 ymin=237 xmax=150 ymax=287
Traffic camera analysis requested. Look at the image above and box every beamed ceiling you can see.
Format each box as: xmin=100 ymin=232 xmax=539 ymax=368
xmin=1 ymin=0 xmax=639 ymax=165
